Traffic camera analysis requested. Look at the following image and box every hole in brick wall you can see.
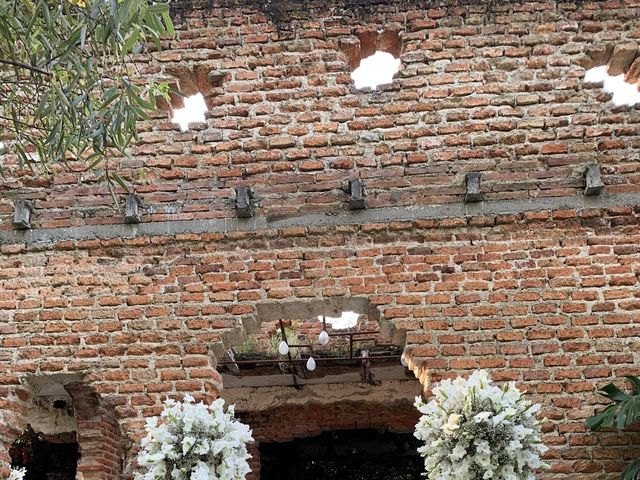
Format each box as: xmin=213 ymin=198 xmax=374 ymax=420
xmin=351 ymin=51 xmax=401 ymax=90
xmin=171 ymin=92 xmax=208 ymax=131
xmin=584 ymin=66 xmax=640 ymax=107
xmin=341 ymin=29 xmax=402 ymax=91
xmin=5 ymin=378 xmax=80 ymax=480
xmin=318 ymin=311 xmax=360 ymax=330
xmin=219 ymin=299 xmax=412 ymax=390
xmin=584 ymin=41 xmax=640 ymax=107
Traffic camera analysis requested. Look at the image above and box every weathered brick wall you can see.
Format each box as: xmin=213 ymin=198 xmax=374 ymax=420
xmin=1 ymin=0 xmax=640 ymax=478
xmin=2 ymin=0 xmax=640 ymax=228
xmin=1 ymin=208 xmax=639 ymax=477
xmin=64 ymin=382 xmax=125 ymax=480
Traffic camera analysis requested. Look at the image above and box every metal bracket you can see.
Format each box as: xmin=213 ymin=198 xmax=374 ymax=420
xmin=464 ymin=172 xmax=483 ymax=203
xmin=235 ymin=186 xmax=254 ymax=218
xmin=341 ymin=179 xmax=366 ymax=210
xmin=584 ymin=164 xmax=604 ymax=196
xmin=124 ymin=194 xmax=143 ymax=224
xmin=12 ymin=200 xmax=34 ymax=230
xmin=360 ymin=349 xmax=373 ymax=384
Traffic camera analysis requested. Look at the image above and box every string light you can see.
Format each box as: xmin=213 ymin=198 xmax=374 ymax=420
xmin=278 ymin=340 xmax=289 ymax=356
xmin=272 ymin=314 xmax=399 ymax=374
xmin=306 ymin=357 xmax=317 ymax=371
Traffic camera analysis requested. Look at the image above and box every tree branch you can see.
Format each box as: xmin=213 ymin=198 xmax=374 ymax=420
xmin=0 ymin=58 xmax=51 ymax=76
xmin=0 ymin=113 xmax=52 ymax=132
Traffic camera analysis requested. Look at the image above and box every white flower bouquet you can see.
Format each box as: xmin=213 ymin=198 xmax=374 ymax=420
xmin=5 ymin=468 xmax=26 ymax=480
xmin=414 ymin=370 xmax=548 ymax=480
xmin=137 ymin=395 xmax=253 ymax=480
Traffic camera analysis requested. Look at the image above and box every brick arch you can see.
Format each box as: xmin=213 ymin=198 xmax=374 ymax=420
xmin=218 ymin=297 xmax=424 ymax=479
xmin=0 ymin=375 xmax=126 ymax=480
xmin=212 ymin=297 xmax=423 ymax=402
xmin=212 ymin=297 xmax=409 ymax=366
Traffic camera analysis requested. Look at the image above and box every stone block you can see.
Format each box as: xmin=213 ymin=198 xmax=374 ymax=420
xmin=124 ymin=194 xmax=143 ymax=224
xmin=584 ymin=164 xmax=604 ymax=196
xmin=342 ymin=179 xmax=366 ymax=210
xmin=12 ymin=200 xmax=34 ymax=229
xmin=607 ymin=42 xmax=638 ymax=76
xmin=235 ymin=186 xmax=254 ymax=218
xmin=464 ymin=172 xmax=483 ymax=203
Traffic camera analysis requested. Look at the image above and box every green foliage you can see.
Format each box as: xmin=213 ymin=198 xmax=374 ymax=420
xmin=0 ymin=0 xmax=173 ymax=195
xmin=270 ymin=327 xmax=301 ymax=358
xmin=234 ymin=336 xmax=258 ymax=355
xmin=587 ymin=376 xmax=640 ymax=480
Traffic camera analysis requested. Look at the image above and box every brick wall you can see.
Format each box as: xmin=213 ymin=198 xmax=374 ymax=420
xmin=0 ymin=208 xmax=639 ymax=477
xmin=2 ymin=0 xmax=640 ymax=228
xmin=1 ymin=0 xmax=640 ymax=478
xmin=64 ymin=382 xmax=124 ymax=480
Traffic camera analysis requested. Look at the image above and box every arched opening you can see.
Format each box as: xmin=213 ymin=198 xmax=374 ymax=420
xmin=10 ymin=426 xmax=79 ymax=480
xmin=8 ymin=377 xmax=79 ymax=480
xmin=217 ymin=298 xmax=426 ymax=479
xmin=221 ymin=298 xmax=407 ymax=388
xmin=1 ymin=376 xmax=124 ymax=480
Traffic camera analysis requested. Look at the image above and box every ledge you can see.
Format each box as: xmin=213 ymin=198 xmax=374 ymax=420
xmin=1 ymin=191 xmax=639 ymax=246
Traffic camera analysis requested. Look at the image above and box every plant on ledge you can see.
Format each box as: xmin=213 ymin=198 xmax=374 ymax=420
xmin=136 ymin=395 xmax=253 ymax=480
xmin=587 ymin=376 xmax=640 ymax=480
xmin=414 ymin=370 xmax=547 ymax=480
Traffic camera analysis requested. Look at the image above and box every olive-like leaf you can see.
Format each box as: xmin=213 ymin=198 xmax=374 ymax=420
xmin=0 ymin=0 xmax=174 ymax=196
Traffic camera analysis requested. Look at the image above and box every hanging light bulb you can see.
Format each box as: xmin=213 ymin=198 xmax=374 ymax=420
xmin=319 ymin=330 xmax=329 ymax=346
xmin=306 ymin=356 xmax=317 ymax=371
xmin=278 ymin=340 xmax=289 ymax=356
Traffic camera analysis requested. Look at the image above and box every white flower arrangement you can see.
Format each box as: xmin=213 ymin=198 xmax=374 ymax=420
xmin=414 ymin=370 xmax=548 ymax=480
xmin=136 ymin=395 xmax=253 ymax=480
xmin=5 ymin=468 xmax=26 ymax=480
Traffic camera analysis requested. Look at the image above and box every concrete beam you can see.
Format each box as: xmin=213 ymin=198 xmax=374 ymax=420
xmin=220 ymin=365 xmax=414 ymax=389
xmin=1 ymin=192 xmax=639 ymax=246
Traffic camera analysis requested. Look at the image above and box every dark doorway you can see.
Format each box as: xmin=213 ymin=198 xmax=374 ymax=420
xmin=10 ymin=427 xmax=80 ymax=480
xmin=260 ymin=429 xmax=422 ymax=480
